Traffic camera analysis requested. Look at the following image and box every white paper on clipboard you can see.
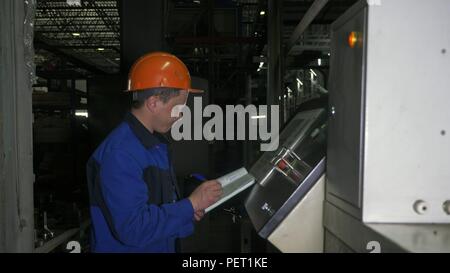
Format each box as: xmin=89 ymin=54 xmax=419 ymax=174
xmin=205 ymin=167 xmax=255 ymax=213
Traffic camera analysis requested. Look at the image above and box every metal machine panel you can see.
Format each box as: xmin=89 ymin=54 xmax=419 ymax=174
xmin=327 ymin=2 xmax=367 ymax=213
xmin=268 ymin=175 xmax=325 ymax=253
xmin=324 ymin=0 xmax=450 ymax=252
xmin=327 ymin=0 xmax=450 ymax=223
xmin=323 ymin=201 xmax=406 ymax=253
xmin=245 ymin=109 xmax=327 ymax=239
xmin=362 ymin=0 xmax=450 ymax=223
xmin=324 ymin=201 xmax=450 ymax=253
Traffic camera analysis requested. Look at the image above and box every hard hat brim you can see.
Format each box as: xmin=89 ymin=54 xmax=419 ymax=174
xmin=186 ymin=88 xmax=204 ymax=94
xmin=124 ymin=87 xmax=204 ymax=93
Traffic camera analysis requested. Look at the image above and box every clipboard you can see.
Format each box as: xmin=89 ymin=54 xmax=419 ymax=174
xmin=205 ymin=167 xmax=256 ymax=213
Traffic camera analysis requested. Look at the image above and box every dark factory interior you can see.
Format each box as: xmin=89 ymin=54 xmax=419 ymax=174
xmin=1 ymin=0 xmax=449 ymax=254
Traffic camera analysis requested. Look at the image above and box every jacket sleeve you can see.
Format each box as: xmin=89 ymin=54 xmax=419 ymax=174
xmin=99 ymin=148 xmax=194 ymax=248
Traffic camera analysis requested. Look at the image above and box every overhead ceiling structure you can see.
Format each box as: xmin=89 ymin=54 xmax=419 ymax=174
xmin=35 ymin=0 xmax=120 ymax=77
xmin=283 ymin=0 xmax=358 ymax=69
xmin=32 ymin=0 xmax=357 ymax=83
xmin=33 ymin=0 xmax=265 ymax=86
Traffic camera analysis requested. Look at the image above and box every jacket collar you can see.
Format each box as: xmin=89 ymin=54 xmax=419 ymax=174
xmin=124 ymin=112 xmax=169 ymax=149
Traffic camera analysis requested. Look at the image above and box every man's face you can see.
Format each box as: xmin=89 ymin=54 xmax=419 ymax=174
xmin=151 ymin=90 xmax=188 ymax=133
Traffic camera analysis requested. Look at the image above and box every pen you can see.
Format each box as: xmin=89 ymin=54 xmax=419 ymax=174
xmin=191 ymin=173 xmax=207 ymax=182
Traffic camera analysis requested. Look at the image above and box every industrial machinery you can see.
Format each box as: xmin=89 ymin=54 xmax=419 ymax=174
xmin=245 ymin=108 xmax=327 ymax=252
xmin=244 ymin=0 xmax=450 ymax=253
xmin=324 ymin=0 xmax=450 ymax=253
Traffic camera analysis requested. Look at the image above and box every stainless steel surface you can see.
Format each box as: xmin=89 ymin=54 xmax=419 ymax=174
xmin=362 ymin=0 xmax=450 ymax=223
xmin=324 ymin=230 xmax=354 ymax=253
xmin=327 ymin=0 xmax=450 ymax=223
xmin=327 ymin=1 xmax=367 ymax=213
xmin=268 ymin=175 xmax=325 ymax=253
xmin=245 ymin=109 xmax=327 ymax=238
xmin=324 ymin=202 xmax=406 ymax=253
xmin=367 ymin=223 xmax=450 ymax=253
xmin=258 ymin=159 xmax=325 ymax=238
xmin=252 ymin=109 xmax=325 ymax=187
xmin=324 ymin=201 xmax=450 ymax=253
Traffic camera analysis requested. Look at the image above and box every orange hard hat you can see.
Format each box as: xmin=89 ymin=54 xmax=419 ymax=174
xmin=126 ymin=51 xmax=203 ymax=93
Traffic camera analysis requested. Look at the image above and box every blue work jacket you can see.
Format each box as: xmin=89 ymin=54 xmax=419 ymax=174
xmin=86 ymin=112 xmax=194 ymax=252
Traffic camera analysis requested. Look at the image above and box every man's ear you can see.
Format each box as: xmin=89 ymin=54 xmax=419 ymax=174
xmin=145 ymin=96 xmax=161 ymax=113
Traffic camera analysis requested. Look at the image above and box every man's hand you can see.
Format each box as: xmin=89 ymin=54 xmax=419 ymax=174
xmin=188 ymin=180 xmax=223 ymax=212
xmin=194 ymin=210 xmax=205 ymax=221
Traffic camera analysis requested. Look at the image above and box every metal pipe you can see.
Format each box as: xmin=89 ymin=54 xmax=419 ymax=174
xmin=43 ymin=211 xmax=54 ymax=240
xmin=34 ymin=220 xmax=90 ymax=253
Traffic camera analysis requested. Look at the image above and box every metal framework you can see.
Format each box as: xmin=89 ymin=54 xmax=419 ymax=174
xmin=32 ymin=0 xmax=355 ymax=86
xmin=35 ymin=0 xmax=120 ymax=75
xmin=282 ymin=0 xmax=357 ymax=56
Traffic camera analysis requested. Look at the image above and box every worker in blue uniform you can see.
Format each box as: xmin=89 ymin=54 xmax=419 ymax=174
xmin=86 ymin=52 xmax=222 ymax=253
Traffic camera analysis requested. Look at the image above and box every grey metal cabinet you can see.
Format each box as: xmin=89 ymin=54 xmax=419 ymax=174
xmin=327 ymin=3 xmax=367 ymax=217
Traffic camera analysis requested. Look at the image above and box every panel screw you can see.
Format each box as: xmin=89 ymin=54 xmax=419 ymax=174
xmin=413 ymin=200 xmax=428 ymax=215
xmin=443 ymin=200 xmax=450 ymax=215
